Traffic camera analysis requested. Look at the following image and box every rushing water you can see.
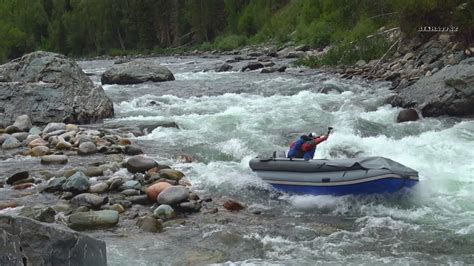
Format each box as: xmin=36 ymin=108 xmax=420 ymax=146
xmin=79 ymin=56 xmax=474 ymax=265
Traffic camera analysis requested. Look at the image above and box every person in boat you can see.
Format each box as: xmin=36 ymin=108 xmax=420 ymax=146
xmin=287 ymin=132 xmax=329 ymax=161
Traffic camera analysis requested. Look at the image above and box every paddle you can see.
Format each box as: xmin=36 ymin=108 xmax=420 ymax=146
xmin=326 ymin=127 xmax=334 ymax=136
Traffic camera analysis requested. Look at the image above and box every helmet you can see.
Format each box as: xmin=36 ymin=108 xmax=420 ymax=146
xmin=309 ymin=132 xmax=317 ymax=138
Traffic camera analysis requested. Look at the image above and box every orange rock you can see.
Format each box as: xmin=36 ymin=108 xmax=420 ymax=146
xmin=118 ymin=138 xmax=131 ymax=145
xmin=12 ymin=183 xmax=35 ymax=190
xmin=28 ymin=138 xmax=48 ymax=148
xmin=223 ymin=199 xmax=245 ymax=211
xmin=145 ymin=182 xmax=172 ymax=201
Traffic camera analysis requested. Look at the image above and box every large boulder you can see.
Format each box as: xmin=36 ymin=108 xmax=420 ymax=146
xmin=0 ymin=214 xmax=107 ymax=265
xmin=0 ymin=51 xmax=114 ymax=126
xmin=391 ymin=58 xmax=474 ymax=117
xmin=101 ymin=60 xmax=175 ymax=84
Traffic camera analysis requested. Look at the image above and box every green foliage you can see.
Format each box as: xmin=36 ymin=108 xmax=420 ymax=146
xmin=214 ymin=34 xmax=247 ymax=51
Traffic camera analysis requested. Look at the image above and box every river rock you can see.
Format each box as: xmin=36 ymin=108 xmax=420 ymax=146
xmin=241 ymin=62 xmax=264 ymax=71
xmin=101 ymin=60 xmax=175 ymax=85
xmin=5 ymin=125 xmax=21 ymax=134
xmin=11 ymin=132 xmax=28 ymax=142
xmin=44 ymin=177 xmax=67 ymax=192
xmin=19 ymin=206 xmax=56 ymax=223
xmin=62 ymin=171 xmax=90 ymax=193
xmin=0 ymin=51 xmax=114 ymax=125
xmin=41 ymin=155 xmax=68 ymax=165
xmin=153 ymin=204 xmax=175 ymax=220
xmin=156 ymin=186 xmax=189 ymax=205
xmin=43 ymin=122 xmax=66 ymax=134
xmin=6 ymin=171 xmax=29 ymax=185
xmin=68 ymin=210 xmax=119 ymax=230
xmin=30 ymin=146 xmax=50 ymax=156
xmin=126 ymin=155 xmax=158 ymax=173
xmin=28 ymin=138 xmax=48 ymax=148
xmin=29 ymin=127 xmax=42 ymax=135
xmin=223 ymin=199 xmax=245 ymax=211
xmin=89 ymin=182 xmax=109 ymax=193
xmin=11 ymin=115 xmax=32 ymax=132
xmin=78 ymin=141 xmax=97 ymax=155
xmin=136 ymin=216 xmax=163 ymax=233
xmin=179 ymin=201 xmax=202 ymax=212
xmin=126 ymin=195 xmax=150 ymax=205
xmin=124 ymin=145 xmax=143 ymax=155
xmin=158 ymin=169 xmax=185 ymax=181
xmin=215 ymin=63 xmax=233 ymax=72
xmin=0 ymin=214 xmax=107 ymax=265
xmin=120 ymin=180 xmax=141 ymax=190
xmin=1 ymin=135 xmax=21 ymax=149
xmin=108 ymin=203 xmax=125 ymax=213
xmin=0 ymin=133 xmax=10 ymax=145
xmin=71 ymin=193 xmax=107 ymax=209
xmin=56 ymin=140 xmax=72 ymax=150
xmin=145 ymin=182 xmax=172 ymax=201
xmin=391 ymin=58 xmax=474 ymax=117
xmin=397 ymin=109 xmax=420 ymax=122
xmin=121 ymin=189 xmax=140 ymax=196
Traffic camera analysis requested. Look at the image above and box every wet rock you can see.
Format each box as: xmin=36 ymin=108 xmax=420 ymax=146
xmin=108 ymin=177 xmax=124 ymax=191
xmin=157 ymin=186 xmax=189 ymax=205
xmin=223 ymin=199 xmax=245 ymax=211
xmin=179 ymin=201 xmax=202 ymax=212
xmin=124 ymin=145 xmax=143 ymax=155
xmin=44 ymin=177 xmax=67 ymax=192
xmin=28 ymin=138 xmax=48 ymax=148
xmin=0 ymin=200 xmax=19 ymax=210
xmin=126 ymin=195 xmax=150 ymax=205
xmin=145 ymin=182 xmax=172 ymax=201
xmin=108 ymin=203 xmax=125 ymax=213
xmin=0 ymin=133 xmax=11 ymax=145
xmin=319 ymin=84 xmax=344 ymax=94
xmin=29 ymin=146 xmax=50 ymax=156
xmin=6 ymin=171 xmax=29 ymax=185
xmin=68 ymin=210 xmax=119 ymax=230
xmin=1 ymin=135 xmax=21 ymax=149
xmin=62 ymin=171 xmax=90 ymax=193
xmin=43 ymin=129 xmax=66 ymax=139
xmin=12 ymin=183 xmax=34 ymax=190
xmin=136 ymin=216 xmax=163 ymax=233
xmin=23 ymin=134 xmax=40 ymax=146
xmin=78 ymin=141 xmax=97 ymax=155
xmin=158 ymin=169 xmax=184 ymax=181
xmin=83 ymin=167 xmax=103 ymax=177
xmin=71 ymin=193 xmax=107 ymax=209
xmin=0 ymin=51 xmax=113 ymax=125
xmin=41 ymin=154 xmax=68 ymax=164
xmin=28 ymin=127 xmax=42 ymax=135
xmin=19 ymin=206 xmax=56 ymax=223
xmin=153 ymin=204 xmax=175 ymax=220
xmin=260 ymin=67 xmax=277 ymax=74
xmin=5 ymin=125 xmax=21 ymax=134
xmin=397 ymin=109 xmax=420 ymax=123
xmin=65 ymin=124 xmax=78 ymax=132
xmin=56 ymin=140 xmax=72 ymax=150
xmin=241 ymin=62 xmax=264 ymax=72
xmin=120 ymin=180 xmax=141 ymax=190
xmin=12 ymin=132 xmax=29 ymax=142
xmin=215 ymin=63 xmax=233 ymax=72
xmin=43 ymin=122 xmax=66 ymax=134
xmin=121 ymin=189 xmax=140 ymax=196
xmin=126 ymin=155 xmax=158 ymax=173
xmin=101 ymin=60 xmax=175 ymax=84
xmin=89 ymin=182 xmax=109 ymax=194
xmin=0 ymin=214 xmax=107 ymax=265
xmin=393 ymin=58 xmax=474 ymax=117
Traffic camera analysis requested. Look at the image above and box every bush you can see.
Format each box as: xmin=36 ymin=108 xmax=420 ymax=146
xmin=214 ymin=34 xmax=247 ymax=51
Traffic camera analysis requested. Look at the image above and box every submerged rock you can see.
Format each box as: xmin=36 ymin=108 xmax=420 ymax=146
xmin=101 ymin=60 xmax=175 ymax=85
xmin=136 ymin=216 xmax=163 ymax=233
xmin=397 ymin=109 xmax=420 ymax=123
xmin=41 ymin=155 xmax=68 ymax=164
xmin=223 ymin=199 xmax=245 ymax=211
xmin=0 ymin=51 xmax=114 ymax=125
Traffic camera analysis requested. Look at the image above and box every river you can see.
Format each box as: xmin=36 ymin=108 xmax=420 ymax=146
xmin=79 ymin=56 xmax=474 ymax=265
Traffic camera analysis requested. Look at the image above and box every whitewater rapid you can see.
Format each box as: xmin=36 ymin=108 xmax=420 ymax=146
xmin=79 ymin=56 xmax=474 ymax=264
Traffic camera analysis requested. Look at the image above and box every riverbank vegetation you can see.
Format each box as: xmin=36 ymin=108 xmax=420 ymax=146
xmin=0 ymin=0 xmax=472 ymax=64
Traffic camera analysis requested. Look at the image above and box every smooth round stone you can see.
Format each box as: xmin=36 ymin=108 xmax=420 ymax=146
xmin=56 ymin=140 xmax=72 ymax=150
xmin=68 ymin=210 xmax=119 ymax=230
xmin=124 ymin=145 xmax=143 ymax=155
xmin=71 ymin=193 xmax=106 ymax=209
xmin=6 ymin=171 xmax=29 ymax=185
xmin=126 ymin=155 xmax=158 ymax=173
xmin=0 ymin=134 xmax=11 ymax=145
xmin=23 ymin=134 xmax=40 ymax=146
xmin=145 ymin=182 xmax=172 ymax=201
xmin=44 ymin=177 xmax=67 ymax=192
xmin=88 ymin=182 xmax=109 ymax=193
xmin=43 ymin=122 xmax=66 ymax=134
xmin=158 ymin=169 xmax=185 ymax=181
xmin=30 ymin=146 xmax=50 ymax=156
xmin=83 ymin=167 xmax=103 ymax=177
xmin=126 ymin=195 xmax=149 ymax=205
xmin=179 ymin=201 xmax=202 ymax=212
xmin=11 ymin=115 xmax=32 ymax=131
xmin=397 ymin=108 xmax=420 ymax=123
xmin=65 ymin=124 xmax=78 ymax=132
xmin=121 ymin=189 xmax=140 ymax=196
xmin=108 ymin=203 xmax=125 ymax=213
xmin=28 ymin=127 xmax=42 ymax=135
xmin=153 ymin=204 xmax=175 ymax=220
xmin=2 ymin=135 xmax=21 ymax=149
xmin=78 ymin=141 xmax=97 ymax=155
xmin=5 ymin=125 xmax=21 ymax=134
xmin=156 ymin=186 xmax=189 ymax=205
xmin=28 ymin=138 xmax=48 ymax=148
xmin=121 ymin=180 xmax=141 ymax=190
xmin=41 ymin=155 xmax=68 ymax=165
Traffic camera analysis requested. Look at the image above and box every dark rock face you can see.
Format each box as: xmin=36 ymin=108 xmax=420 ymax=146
xmin=241 ymin=62 xmax=264 ymax=72
xmin=215 ymin=63 xmax=233 ymax=72
xmin=0 ymin=51 xmax=114 ymax=126
xmin=101 ymin=60 xmax=175 ymax=84
xmin=397 ymin=109 xmax=420 ymax=123
xmin=0 ymin=214 xmax=107 ymax=266
xmin=392 ymin=58 xmax=474 ymax=117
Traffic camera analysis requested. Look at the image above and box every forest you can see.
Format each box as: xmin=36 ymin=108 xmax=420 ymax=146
xmin=0 ymin=0 xmax=472 ymax=63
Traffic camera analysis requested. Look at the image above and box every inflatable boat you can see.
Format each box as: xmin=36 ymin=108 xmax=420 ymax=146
xmin=249 ymin=153 xmax=419 ymax=195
